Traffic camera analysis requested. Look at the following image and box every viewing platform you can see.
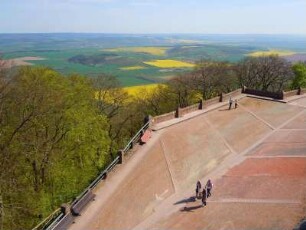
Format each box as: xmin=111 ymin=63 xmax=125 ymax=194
xmin=67 ymin=92 xmax=306 ymax=230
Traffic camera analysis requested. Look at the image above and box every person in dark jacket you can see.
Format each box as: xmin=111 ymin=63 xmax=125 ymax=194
xmin=202 ymin=188 xmax=207 ymax=206
xmin=196 ymin=180 xmax=202 ymax=198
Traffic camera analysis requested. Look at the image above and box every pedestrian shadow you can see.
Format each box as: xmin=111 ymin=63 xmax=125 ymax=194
xmin=174 ymin=196 xmax=196 ymax=205
xmin=180 ymin=205 xmax=203 ymax=212
xmin=219 ymin=108 xmax=230 ymax=111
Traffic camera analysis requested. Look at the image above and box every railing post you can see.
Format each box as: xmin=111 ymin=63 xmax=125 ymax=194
xmin=118 ymin=150 xmax=124 ymax=164
xmin=61 ymin=203 xmax=70 ymax=215
xmin=219 ymin=93 xmax=223 ymax=102
xmin=199 ymin=99 xmax=204 ymax=110
xmin=144 ymin=115 xmax=153 ymax=128
xmin=175 ymin=107 xmax=181 ymax=118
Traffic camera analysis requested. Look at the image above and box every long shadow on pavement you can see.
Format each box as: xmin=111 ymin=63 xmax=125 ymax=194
xmin=180 ymin=205 xmax=203 ymax=212
xmin=174 ymin=196 xmax=197 ymax=205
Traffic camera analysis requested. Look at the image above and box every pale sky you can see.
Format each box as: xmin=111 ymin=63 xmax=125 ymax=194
xmin=0 ymin=0 xmax=306 ymax=34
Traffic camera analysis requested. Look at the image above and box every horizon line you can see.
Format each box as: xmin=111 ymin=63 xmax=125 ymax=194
xmin=0 ymin=32 xmax=306 ymax=36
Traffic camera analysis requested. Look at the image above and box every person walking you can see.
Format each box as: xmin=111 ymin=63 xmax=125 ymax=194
xmin=234 ymin=99 xmax=238 ymax=109
xmin=202 ymin=188 xmax=207 ymax=206
xmin=206 ymin=179 xmax=213 ymax=197
xmin=229 ymin=97 xmax=233 ymax=110
xmin=196 ymin=180 xmax=202 ymax=198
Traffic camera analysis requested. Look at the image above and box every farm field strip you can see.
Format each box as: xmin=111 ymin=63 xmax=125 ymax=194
xmin=120 ymin=66 xmax=146 ymax=70
xmin=123 ymin=84 xmax=162 ymax=96
xmin=143 ymin=59 xmax=195 ymax=68
xmin=247 ymin=49 xmax=296 ymax=57
xmin=103 ymin=46 xmax=170 ymax=55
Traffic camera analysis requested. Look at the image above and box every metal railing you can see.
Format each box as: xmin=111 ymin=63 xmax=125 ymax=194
xmin=32 ymin=209 xmax=62 ymax=230
xmin=44 ymin=213 xmax=65 ymax=230
xmin=89 ymin=156 xmax=120 ymax=190
xmin=123 ymin=121 xmax=150 ymax=153
xmin=35 ymin=120 xmax=150 ymax=230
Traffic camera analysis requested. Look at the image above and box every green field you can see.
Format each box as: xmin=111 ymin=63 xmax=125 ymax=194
xmin=1 ymin=34 xmax=306 ymax=86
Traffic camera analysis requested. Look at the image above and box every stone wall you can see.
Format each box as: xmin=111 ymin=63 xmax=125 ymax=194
xmin=283 ymin=89 xmax=299 ymax=98
xmin=179 ymin=103 xmax=201 ymax=116
xmin=153 ymin=111 xmax=176 ymax=123
xmin=203 ymin=96 xmax=220 ymax=107
xmin=152 ymin=89 xmax=242 ymax=125
xmin=222 ymin=89 xmax=242 ymax=102
xmin=242 ymin=87 xmax=284 ymax=99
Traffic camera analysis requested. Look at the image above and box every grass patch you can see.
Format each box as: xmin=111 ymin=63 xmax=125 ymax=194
xmin=120 ymin=66 xmax=146 ymax=71
xmin=247 ymin=50 xmax=296 ymax=57
xmin=143 ymin=59 xmax=195 ymax=68
xmin=104 ymin=47 xmax=169 ymax=56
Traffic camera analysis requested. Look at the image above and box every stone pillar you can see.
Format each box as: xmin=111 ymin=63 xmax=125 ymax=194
xmin=61 ymin=204 xmax=70 ymax=215
xmin=144 ymin=115 xmax=153 ymax=128
xmin=219 ymin=93 xmax=223 ymax=102
xmin=199 ymin=99 xmax=204 ymax=110
xmin=143 ymin=115 xmax=150 ymax=125
xmin=118 ymin=150 xmax=124 ymax=164
xmin=104 ymin=172 xmax=108 ymax=180
xmin=175 ymin=107 xmax=181 ymax=118
xmin=281 ymin=91 xmax=285 ymax=100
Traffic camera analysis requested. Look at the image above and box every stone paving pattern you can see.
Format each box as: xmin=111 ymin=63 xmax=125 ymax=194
xmin=70 ymin=95 xmax=306 ymax=230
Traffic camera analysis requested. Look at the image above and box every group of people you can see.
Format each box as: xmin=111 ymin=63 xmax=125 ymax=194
xmin=229 ymin=97 xmax=238 ymax=110
xmin=196 ymin=179 xmax=213 ymax=207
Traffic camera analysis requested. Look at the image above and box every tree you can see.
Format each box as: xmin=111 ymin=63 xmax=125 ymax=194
xmin=236 ymin=55 xmax=293 ymax=92
xmin=0 ymin=67 xmax=110 ymax=229
xmin=93 ymin=74 xmax=128 ymax=119
xmin=167 ymin=73 xmax=199 ymax=108
xmin=133 ymin=84 xmax=176 ymax=116
xmin=92 ymin=74 xmax=135 ymax=158
xmin=291 ymin=62 xmax=306 ymax=89
xmin=192 ymin=61 xmax=238 ymax=99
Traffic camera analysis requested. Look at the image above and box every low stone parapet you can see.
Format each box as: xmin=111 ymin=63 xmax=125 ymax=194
xmin=153 ymin=111 xmax=176 ymax=123
xmin=243 ymin=88 xmax=284 ymax=100
xmin=179 ymin=103 xmax=201 ymax=116
xmin=151 ymin=88 xmax=243 ymax=125
xmin=203 ymin=96 xmax=220 ymax=107
xmin=283 ymin=89 xmax=299 ymax=98
xmin=222 ymin=89 xmax=242 ymax=102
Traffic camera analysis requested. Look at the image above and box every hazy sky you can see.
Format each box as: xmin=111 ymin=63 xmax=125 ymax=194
xmin=0 ymin=0 xmax=306 ymax=34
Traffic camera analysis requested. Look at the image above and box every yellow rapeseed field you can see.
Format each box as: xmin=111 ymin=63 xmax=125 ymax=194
xmin=95 ymin=84 xmax=162 ymax=102
xmin=143 ymin=59 xmax=195 ymax=68
xmin=123 ymin=84 xmax=161 ymax=96
xmin=104 ymin=47 xmax=169 ymax=56
xmin=247 ymin=50 xmax=295 ymax=57
xmin=120 ymin=66 xmax=146 ymax=71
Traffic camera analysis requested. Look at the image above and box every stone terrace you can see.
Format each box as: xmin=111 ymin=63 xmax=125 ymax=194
xmin=69 ymin=95 xmax=306 ymax=230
